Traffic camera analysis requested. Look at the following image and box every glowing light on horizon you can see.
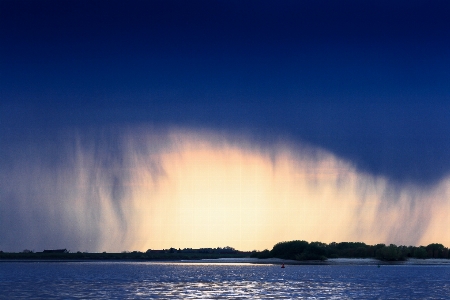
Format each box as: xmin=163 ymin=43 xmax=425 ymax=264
xmin=0 ymin=128 xmax=448 ymax=252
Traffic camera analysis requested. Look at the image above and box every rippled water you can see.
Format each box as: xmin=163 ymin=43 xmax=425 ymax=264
xmin=1 ymin=261 xmax=449 ymax=299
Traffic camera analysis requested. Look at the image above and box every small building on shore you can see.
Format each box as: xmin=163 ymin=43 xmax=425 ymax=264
xmin=42 ymin=249 xmax=69 ymax=253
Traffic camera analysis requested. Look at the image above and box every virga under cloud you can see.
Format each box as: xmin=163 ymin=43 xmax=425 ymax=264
xmin=0 ymin=128 xmax=448 ymax=252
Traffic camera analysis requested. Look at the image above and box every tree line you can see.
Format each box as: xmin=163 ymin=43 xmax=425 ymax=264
xmin=250 ymin=240 xmax=450 ymax=261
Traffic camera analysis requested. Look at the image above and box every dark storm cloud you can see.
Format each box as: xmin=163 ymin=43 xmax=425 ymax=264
xmin=1 ymin=0 xmax=449 ymax=185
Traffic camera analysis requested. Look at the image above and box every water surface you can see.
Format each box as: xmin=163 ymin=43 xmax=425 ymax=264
xmin=1 ymin=261 xmax=449 ymax=299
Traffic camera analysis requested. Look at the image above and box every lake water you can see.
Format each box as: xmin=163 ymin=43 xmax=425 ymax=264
xmin=1 ymin=261 xmax=449 ymax=299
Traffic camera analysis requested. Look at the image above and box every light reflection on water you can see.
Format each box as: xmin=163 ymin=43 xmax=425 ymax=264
xmin=0 ymin=262 xmax=449 ymax=299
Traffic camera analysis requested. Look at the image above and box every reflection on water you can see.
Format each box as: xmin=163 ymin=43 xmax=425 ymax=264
xmin=1 ymin=262 xmax=449 ymax=299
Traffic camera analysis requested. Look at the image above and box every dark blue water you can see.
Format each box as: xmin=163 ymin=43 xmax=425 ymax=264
xmin=0 ymin=261 xmax=449 ymax=299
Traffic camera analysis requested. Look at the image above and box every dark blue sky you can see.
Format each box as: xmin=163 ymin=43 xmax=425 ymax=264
xmin=1 ymin=0 xmax=450 ymax=185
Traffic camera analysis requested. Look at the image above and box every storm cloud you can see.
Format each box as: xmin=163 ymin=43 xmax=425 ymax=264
xmin=1 ymin=0 xmax=449 ymax=185
xmin=1 ymin=1 xmax=449 ymax=251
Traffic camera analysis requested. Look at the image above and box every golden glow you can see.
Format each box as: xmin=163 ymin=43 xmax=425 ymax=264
xmin=14 ymin=128 xmax=448 ymax=252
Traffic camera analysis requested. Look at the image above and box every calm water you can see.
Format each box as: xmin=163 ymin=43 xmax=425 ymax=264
xmin=0 ymin=261 xmax=449 ymax=299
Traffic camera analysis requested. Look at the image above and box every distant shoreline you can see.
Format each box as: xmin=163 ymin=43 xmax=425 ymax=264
xmin=179 ymin=257 xmax=450 ymax=265
xmin=1 ymin=257 xmax=450 ymax=265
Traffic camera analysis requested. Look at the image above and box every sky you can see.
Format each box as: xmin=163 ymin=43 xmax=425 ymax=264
xmin=1 ymin=0 xmax=449 ymax=252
